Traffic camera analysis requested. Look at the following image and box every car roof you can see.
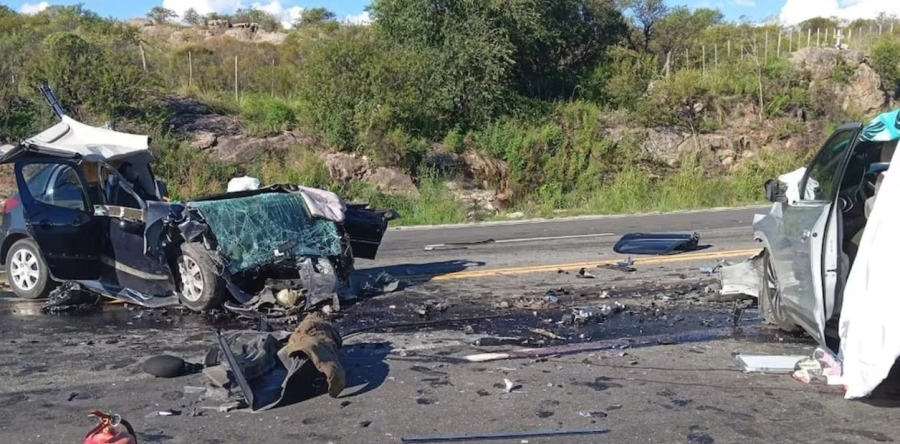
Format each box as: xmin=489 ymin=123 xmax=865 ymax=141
xmin=2 ymin=115 xmax=151 ymax=163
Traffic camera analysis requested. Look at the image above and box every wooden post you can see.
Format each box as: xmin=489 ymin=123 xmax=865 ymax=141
xmin=188 ymin=51 xmax=193 ymax=88
xmin=765 ymin=30 xmax=769 ymax=60
xmin=817 ymin=28 xmax=820 ymax=47
xmin=777 ymin=31 xmax=782 ymax=56
xmin=714 ymin=44 xmax=718 ymax=69
xmin=139 ymin=43 xmax=147 ymax=72
xmin=789 ymin=29 xmax=793 ymax=52
xmin=271 ymin=58 xmax=275 ymax=98
xmin=234 ymin=56 xmax=238 ymax=102
xmin=891 ymin=23 xmax=894 ymax=34
xmin=824 ymin=28 xmax=829 ymax=45
xmin=727 ymin=40 xmax=731 ymax=58
xmin=849 ymin=28 xmax=852 ymax=41
xmin=685 ymin=47 xmax=689 ymax=70
xmin=702 ymin=45 xmax=706 ymax=75
xmin=879 ymin=24 xmax=883 ymax=35
xmin=665 ymin=50 xmax=671 ymax=77
xmin=741 ymin=44 xmax=744 ymax=60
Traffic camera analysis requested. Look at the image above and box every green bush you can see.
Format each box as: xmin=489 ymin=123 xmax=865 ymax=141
xmin=871 ymin=37 xmax=900 ymax=94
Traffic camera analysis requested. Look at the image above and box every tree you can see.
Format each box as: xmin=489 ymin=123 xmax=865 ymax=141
xmin=371 ymin=0 xmax=627 ymax=128
xmin=233 ymin=7 xmax=282 ymax=31
xmin=182 ymin=8 xmax=202 ymax=26
xmin=799 ymin=17 xmax=839 ymax=32
xmin=147 ymin=6 xmax=178 ymax=25
xmin=294 ymin=8 xmax=336 ymax=28
xmin=620 ymin=0 xmax=668 ymax=52
xmin=653 ymin=7 xmax=723 ymax=60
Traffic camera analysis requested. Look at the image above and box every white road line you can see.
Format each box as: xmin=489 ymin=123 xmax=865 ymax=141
xmin=424 ymin=232 xmax=616 ymax=250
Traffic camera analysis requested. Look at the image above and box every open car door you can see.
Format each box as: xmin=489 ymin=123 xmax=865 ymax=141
xmin=12 ymin=157 xmax=103 ymax=280
xmin=343 ymin=205 xmax=397 ymax=260
xmin=774 ymin=124 xmax=861 ymax=345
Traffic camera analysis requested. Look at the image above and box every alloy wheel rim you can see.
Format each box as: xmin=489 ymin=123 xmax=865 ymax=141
xmin=10 ymin=248 xmax=39 ymax=292
xmin=178 ymin=256 xmax=204 ymax=302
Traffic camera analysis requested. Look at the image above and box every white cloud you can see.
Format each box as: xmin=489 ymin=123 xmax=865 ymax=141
xmin=734 ymin=0 xmax=756 ymax=7
xmin=250 ymin=1 xmax=304 ymax=29
xmin=19 ymin=1 xmax=49 ymax=14
xmin=343 ymin=11 xmax=372 ymax=26
xmin=161 ymin=0 xmax=242 ymax=17
xmin=780 ymin=0 xmax=900 ymax=25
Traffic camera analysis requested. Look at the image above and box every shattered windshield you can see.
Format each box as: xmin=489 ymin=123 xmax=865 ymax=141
xmin=187 ymin=193 xmax=342 ymax=273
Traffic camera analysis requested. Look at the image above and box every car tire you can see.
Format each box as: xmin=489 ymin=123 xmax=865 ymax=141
xmin=5 ymin=238 xmax=55 ymax=299
xmin=759 ymin=249 xmax=800 ymax=331
xmin=176 ymin=242 xmax=225 ymax=312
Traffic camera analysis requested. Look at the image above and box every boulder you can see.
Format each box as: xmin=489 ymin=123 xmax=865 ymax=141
xmin=209 ymin=132 xmax=300 ymax=163
xmin=364 ymin=168 xmax=419 ymax=198
xmin=190 ymin=132 xmax=217 ymax=150
xmin=322 ymin=152 xmax=368 ymax=182
xmin=461 ymin=150 xmax=508 ymax=190
xmin=641 ymin=128 xmax=684 ymax=166
xmin=838 ymin=63 xmax=887 ymax=115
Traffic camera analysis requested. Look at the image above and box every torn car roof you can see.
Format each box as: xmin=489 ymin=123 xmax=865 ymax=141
xmin=4 ymin=115 xmax=150 ymax=163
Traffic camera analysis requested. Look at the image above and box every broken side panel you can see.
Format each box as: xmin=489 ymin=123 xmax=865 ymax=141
xmin=343 ymin=205 xmax=392 ymax=260
xmin=187 ymin=193 xmax=343 ymax=274
xmin=612 ymin=232 xmax=700 ymax=255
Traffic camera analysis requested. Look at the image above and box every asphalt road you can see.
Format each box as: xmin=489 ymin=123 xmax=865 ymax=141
xmin=8 ymin=204 xmax=898 ymax=444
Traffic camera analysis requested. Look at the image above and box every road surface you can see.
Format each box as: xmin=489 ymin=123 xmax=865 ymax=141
xmin=5 ymin=205 xmax=899 ymax=443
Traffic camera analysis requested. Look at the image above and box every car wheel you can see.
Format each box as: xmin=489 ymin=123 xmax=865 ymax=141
xmin=176 ymin=242 xmax=225 ymax=312
xmin=5 ymin=238 xmax=55 ymax=299
xmin=759 ymin=249 xmax=800 ymax=331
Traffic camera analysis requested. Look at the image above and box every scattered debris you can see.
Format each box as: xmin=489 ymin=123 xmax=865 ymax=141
xmin=613 ymin=232 xmax=700 ymax=255
xmin=578 ymin=411 xmax=608 ymax=418
xmin=792 ymin=347 xmax=843 ymax=385
xmin=217 ymin=401 xmax=242 ymax=413
xmin=400 ymin=427 xmax=609 ymax=443
xmin=359 ymin=420 xmax=372 ymax=428
xmin=735 ymin=354 xmax=807 ymax=373
xmin=424 ymin=239 xmax=496 ymax=251
xmin=529 ymin=328 xmax=565 ymax=340
xmin=502 ymin=378 xmax=519 ymax=394
xmin=576 ymin=268 xmax=596 ymax=279
xmin=717 ymin=250 xmax=765 ymax=298
xmin=83 ymin=410 xmax=137 ymax=444
xmin=570 ymin=302 xmax=626 ymax=325
xmin=141 ymin=355 xmax=202 ymax=379
xmin=155 ymin=409 xmax=181 ymax=417
xmin=599 ymin=256 xmax=636 ymax=272
xmin=41 ymin=282 xmax=102 ymax=314
xmin=542 ymin=291 xmax=560 ymax=303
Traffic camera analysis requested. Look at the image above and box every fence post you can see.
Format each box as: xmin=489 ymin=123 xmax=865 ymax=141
xmin=892 ymin=23 xmax=894 ymax=34
xmin=665 ymin=50 xmax=671 ymax=77
xmin=879 ymin=24 xmax=883 ymax=35
xmin=777 ymin=31 xmax=782 ymax=56
xmin=702 ymin=45 xmax=706 ymax=75
xmin=714 ymin=44 xmax=718 ymax=69
xmin=188 ymin=51 xmax=193 ymax=88
xmin=234 ymin=56 xmax=238 ymax=102
xmin=685 ymin=47 xmax=689 ymax=70
xmin=788 ymin=29 xmax=793 ymax=52
xmin=764 ymin=30 xmax=769 ymax=60
xmin=807 ymin=28 xmax=811 ymax=47
xmin=817 ymin=28 xmax=820 ymax=47
xmin=824 ymin=28 xmax=829 ymax=45
xmin=139 ymin=43 xmax=147 ymax=72
xmin=848 ymin=28 xmax=852 ymax=41
xmin=727 ymin=39 xmax=731 ymax=58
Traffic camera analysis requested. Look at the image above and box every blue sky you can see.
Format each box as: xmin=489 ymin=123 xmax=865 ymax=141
xmin=5 ymin=0 xmax=899 ymax=26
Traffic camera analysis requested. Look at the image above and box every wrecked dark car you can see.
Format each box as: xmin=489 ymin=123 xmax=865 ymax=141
xmin=0 ymin=114 xmax=396 ymax=312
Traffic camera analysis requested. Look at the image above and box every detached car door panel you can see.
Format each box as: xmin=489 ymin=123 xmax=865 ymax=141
xmin=777 ymin=124 xmax=861 ymax=343
xmin=14 ymin=159 xmax=103 ymax=280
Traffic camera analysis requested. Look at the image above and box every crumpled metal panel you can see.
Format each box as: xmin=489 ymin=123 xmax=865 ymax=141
xmin=187 ymin=193 xmax=342 ymax=274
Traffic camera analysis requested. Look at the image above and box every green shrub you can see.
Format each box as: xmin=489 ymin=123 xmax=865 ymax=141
xmin=871 ymin=37 xmax=900 ymax=94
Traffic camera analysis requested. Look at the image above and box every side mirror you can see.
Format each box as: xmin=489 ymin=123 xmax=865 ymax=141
xmin=764 ymin=179 xmax=787 ymax=203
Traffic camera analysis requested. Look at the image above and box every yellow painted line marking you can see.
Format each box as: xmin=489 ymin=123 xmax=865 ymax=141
xmin=413 ymin=248 xmax=761 ymax=282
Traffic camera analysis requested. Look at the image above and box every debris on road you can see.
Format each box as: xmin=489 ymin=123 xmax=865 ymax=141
xmin=613 ymin=232 xmax=700 ymax=255
xmin=83 ymin=410 xmax=137 ymax=444
xmin=599 ymin=256 xmax=636 ymax=272
xmin=792 ymin=347 xmax=843 ymax=385
xmin=41 ymin=282 xmax=102 ymax=314
xmin=400 ymin=427 xmax=609 ymax=443
xmin=424 ymin=239 xmax=496 ymax=251
xmin=735 ymin=354 xmax=807 ymax=373
xmin=503 ymin=378 xmax=517 ymax=393
xmin=202 ymin=313 xmax=345 ymax=412
xmin=576 ymin=268 xmax=596 ymax=279
xmin=578 ymin=410 xmax=608 ymax=418
xmin=529 ymin=328 xmax=565 ymax=340
xmin=141 ymin=355 xmax=202 ymax=378
xmin=570 ymin=302 xmax=626 ymax=325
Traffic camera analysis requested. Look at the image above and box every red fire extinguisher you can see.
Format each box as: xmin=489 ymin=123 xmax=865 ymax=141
xmin=83 ymin=410 xmax=137 ymax=444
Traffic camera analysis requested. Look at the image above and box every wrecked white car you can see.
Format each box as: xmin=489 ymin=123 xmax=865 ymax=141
xmin=0 ymin=112 xmax=397 ymax=313
xmin=727 ymin=108 xmax=900 ymax=398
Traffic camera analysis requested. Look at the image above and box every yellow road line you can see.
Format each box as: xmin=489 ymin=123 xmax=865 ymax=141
xmin=419 ymin=247 xmax=761 ymax=282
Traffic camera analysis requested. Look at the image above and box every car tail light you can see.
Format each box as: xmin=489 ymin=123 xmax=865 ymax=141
xmin=2 ymin=196 xmax=19 ymax=213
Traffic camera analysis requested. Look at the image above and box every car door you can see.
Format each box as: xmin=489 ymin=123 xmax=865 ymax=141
xmin=13 ymin=158 xmax=103 ymax=280
xmin=775 ymin=124 xmax=861 ymax=344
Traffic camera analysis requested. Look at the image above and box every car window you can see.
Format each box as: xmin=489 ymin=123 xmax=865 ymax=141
xmin=24 ymin=163 xmax=89 ymax=212
xmin=802 ymin=129 xmax=856 ymax=200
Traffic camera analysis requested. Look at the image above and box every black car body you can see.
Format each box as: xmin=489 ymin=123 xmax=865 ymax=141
xmin=0 ymin=115 xmax=396 ymax=311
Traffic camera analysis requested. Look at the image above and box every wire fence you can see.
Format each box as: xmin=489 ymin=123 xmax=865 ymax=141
xmin=133 ymin=24 xmax=900 ymax=101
